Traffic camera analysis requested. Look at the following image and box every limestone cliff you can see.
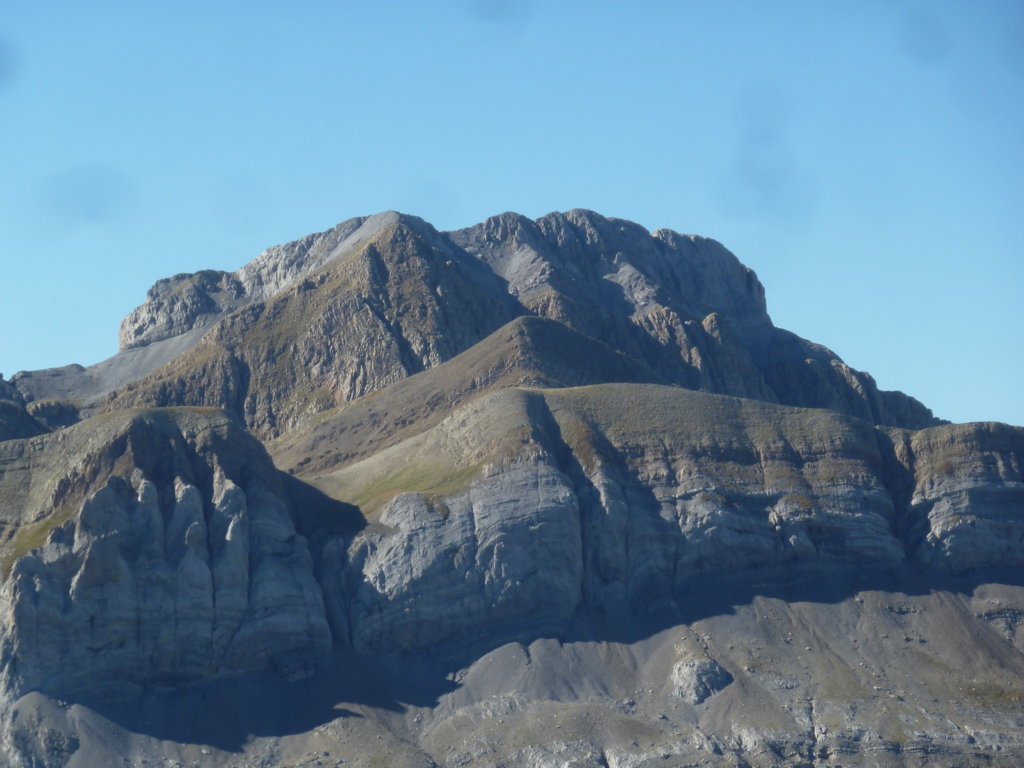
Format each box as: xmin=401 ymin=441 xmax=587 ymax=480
xmin=0 ymin=408 xmax=330 ymax=707
xmin=0 ymin=378 xmax=47 ymax=442
xmin=451 ymin=210 xmax=938 ymax=428
xmin=116 ymin=213 xmax=402 ymax=352
xmin=8 ymin=213 xmax=413 ymax=409
xmin=0 ymin=383 xmax=1020 ymax=767
xmin=2 ymin=385 xmax=1020 ymax=693
xmin=312 ymin=384 xmax=1023 ymax=659
xmin=104 ymin=217 xmax=523 ymax=439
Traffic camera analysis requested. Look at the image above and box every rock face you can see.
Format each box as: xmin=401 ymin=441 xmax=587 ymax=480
xmin=0 ymin=409 xmax=330 ymax=705
xmin=4 ymin=387 xmax=1016 ymax=693
xmin=671 ymin=657 xmax=733 ymax=705
xmin=117 ymin=213 xmax=402 ymax=352
xmin=0 ymin=385 xmax=47 ymax=442
xmin=7 ymin=213 xmax=415 ymax=410
xmin=891 ymin=422 xmax=1024 ymax=573
xmin=269 ymin=314 xmax=668 ymax=478
xmin=104 ymin=216 xmax=523 ymax=438
xmin=0 ymin=210 xmax=1020 ymax=768
xmin=118 ymin=269 xmax=245 ymax=351
xmin=450 ymin=210 xmax=938 ymax=428
xmin=315 ymin=384 xmax=1023 ymax=659
xmin=345 ymin=457 xmax=583 ymax=655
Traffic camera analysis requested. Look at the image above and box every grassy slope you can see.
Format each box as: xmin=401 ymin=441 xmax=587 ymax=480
xmin=268 ymin=315 xmax=667 ymax=478
xmin=306 ymin=381 xmax=878 ymax=518
xmin=0 ymin=406 xmax=235 ymax=577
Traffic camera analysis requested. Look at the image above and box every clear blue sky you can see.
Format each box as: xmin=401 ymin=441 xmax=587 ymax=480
xmin=1 ymin=1 xmax=1021 ymax=426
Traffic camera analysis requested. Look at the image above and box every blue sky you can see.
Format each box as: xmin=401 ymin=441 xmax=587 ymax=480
xmin=1 ymin=1 xmax=1021 ymax=426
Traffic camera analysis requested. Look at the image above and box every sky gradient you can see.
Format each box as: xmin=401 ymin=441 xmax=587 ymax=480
xmin=1 ymin=1 xmax=1021 ymax=425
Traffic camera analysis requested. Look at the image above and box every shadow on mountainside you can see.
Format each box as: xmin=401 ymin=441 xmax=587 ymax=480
xmin=279 ymin=471 xmax=366 ymax=537
xmin=52 ymin=561 xmax=1024 ymax=753
xmin=72 ymin=650 xmax=459 ymax=753
xmin=47 ymin=425 xmax=1024 ymax=752
xmin=565 ymin=561 xmax=1024 ymax=646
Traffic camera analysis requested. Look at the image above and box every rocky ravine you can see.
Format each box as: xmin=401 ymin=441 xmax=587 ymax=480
xmin=0 ymin=210 xmax=1020 ymax=768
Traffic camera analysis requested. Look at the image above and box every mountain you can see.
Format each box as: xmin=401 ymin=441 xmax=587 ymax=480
xmin=10 ymin=210 xmax=938 ymax=436
xmin=0 ymin=210 xmax=1021 ymax=768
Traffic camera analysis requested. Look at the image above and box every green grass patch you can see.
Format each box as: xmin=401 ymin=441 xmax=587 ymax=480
xmin=328 ymin=458 xmax=483 ymax=517
xmin=962 ymin=680 xmax=1024 ymax=708
xmin=781 ymin=492 xmax=815 ymax=511
xmin=1 ymin=504 xmax=77 ymax=579
xmin=558 ymin=417 xmax=601 ymax=471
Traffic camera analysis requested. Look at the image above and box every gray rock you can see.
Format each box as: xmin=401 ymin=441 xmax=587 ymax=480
xmin=889 ymin=422 xmax=1024 ymax=573
xmin=1 ymin=209 xmax=1021 ymax=768
xmin=104 ymin=214 xmax=523 ymax=439
xmin=0 ymin=409 xmax=331 ymax=703
xmin=315 ymin=383 xmax=999 ymax=660
xmin=0 ymin=400 xmax=47 ymax=442
xmin=348 ymin=454 xmax=582 ymax=655
xmin=11 ymin=210 xmax=941 ymax=435
xmin=117 ymin=213 xmax=401 ymax=352
xmin=451 ymin=209 xmax=938 ymax=428
xmin=671 ymin=657 xmax=733 ymax=704
xmin=8 ymin=213 xmax=415 ymax=409
xmin=118 ymin=269 xmax=244 ymax=351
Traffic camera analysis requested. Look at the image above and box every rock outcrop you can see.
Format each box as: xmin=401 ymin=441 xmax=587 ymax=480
xmin=1 ymin=381 xmax=1014 ymax=767
xmin=117 ymin=213 xmax=406 ymax=352
xmin=0 ymin=379 xmax=47 ymax=442
xmin=3 ymin=383 xmax=1018 ymax=713
xmin=888 ymin=421 xmax=1024 ymax=573
xmin=117 ymin=269 xmax=245 ymax=351
xmin=269 ymin=314 xmax=668 ymax=478
xmin=450 ymin=209 xmax=939 ymax=428
xmin=306 ymin=383 xmax=1023 ymax=663
xmin=104 ymin=217 xmax=523 ymax=439
xmin=7 ymin=213 xmax=420 ymax=410
xmin=0 ymin=409 xmax=330 ymax=705
xmin=0 ymin=385 xmax=1015 ymax=708
xmin=671 ymin=656 xmax=733 ymax=705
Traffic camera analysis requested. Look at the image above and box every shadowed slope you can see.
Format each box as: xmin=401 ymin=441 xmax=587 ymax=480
xmin=102 ymin=218 xmax=522 ymax=439
xmin=268 ymin=315 xmax=668 ymax=477
xmin=452 ymin=209 xmax=940 ymax=428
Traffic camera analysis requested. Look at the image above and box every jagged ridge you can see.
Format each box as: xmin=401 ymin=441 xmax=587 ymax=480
xmin=11 ymin=210 xmax=939 ymax=441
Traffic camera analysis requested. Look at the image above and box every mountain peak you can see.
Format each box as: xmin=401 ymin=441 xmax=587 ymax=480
xmin=12 ymin=210 xmax=937 ymax=435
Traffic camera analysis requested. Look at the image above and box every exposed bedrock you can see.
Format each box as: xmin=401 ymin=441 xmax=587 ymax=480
xmin=346 ymin=457 xmax=583 ymax=655
xmin=0 ymin=209 xmax=1019 ymax=767
xmin=321 ymin=385 xmax=1024 ymax=657
xmin=0 ymin=409 xmax=330 ymax=704
xmin=887 ymin=421 xmax=1024 ymax=573
xmin=39 ymin=209 xmax=936 ymax=440
xmin=0 ymin=387 xmax=1020 ymax=707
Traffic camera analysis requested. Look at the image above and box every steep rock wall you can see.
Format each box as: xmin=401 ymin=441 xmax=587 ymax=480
xmin=318 ymin=385 xmax=1023 ymax=657
xmin=1 ymin=386 xmax=1019 ymax=709
xmin=0 ymin=409 xmax=330 ymax=704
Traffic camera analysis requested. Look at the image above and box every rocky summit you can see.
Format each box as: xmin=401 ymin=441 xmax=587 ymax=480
xmin=0 ymin=210 xmax=1021 ymax=768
